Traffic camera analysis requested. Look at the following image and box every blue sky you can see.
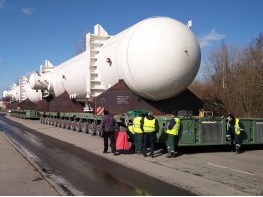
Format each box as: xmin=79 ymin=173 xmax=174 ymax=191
xmin=0 ymin=0 xmax=262 ymax=94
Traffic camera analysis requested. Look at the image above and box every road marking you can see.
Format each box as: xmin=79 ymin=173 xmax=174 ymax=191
xmin=207 ymin=163 xmax=255 ymax=176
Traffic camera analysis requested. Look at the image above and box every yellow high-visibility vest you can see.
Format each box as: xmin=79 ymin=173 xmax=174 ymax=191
xmin=166 ymin=118 xmax=181 ymax=136
xmin=235 ymin=119 xmax=241 ymax=135
xmin=133 ymin=117 xmax=143 ymax=134
xmin=143 ymin=117 xmax=156 ymax=133
xmin=128 ymin=125 xmax=135 ymax=134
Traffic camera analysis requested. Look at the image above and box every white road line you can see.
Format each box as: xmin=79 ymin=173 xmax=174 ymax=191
xmin=207 ymin=163 xmax=255 ymax=176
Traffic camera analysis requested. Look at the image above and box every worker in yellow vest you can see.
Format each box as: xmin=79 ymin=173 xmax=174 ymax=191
xmin=226 ymin=113 xmax=243 ymax=154
xmin=166 ymin=111 xmax=181 ymax=158
xmin=199 ymin=108 xmax=204 ymax=118
xmin=140 ymin=111 xmax=159 ymax=158
xmin=133 ymin=114 xmax=144 ymax=154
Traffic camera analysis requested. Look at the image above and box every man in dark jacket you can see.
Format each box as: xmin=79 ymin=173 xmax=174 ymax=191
xmin=100 ymin=110 xmax=118 ymax=155
xmin=226 ymin=113 xmax=243 ymax=154
xmin=140 ymin=111 xmax=159 ymax=158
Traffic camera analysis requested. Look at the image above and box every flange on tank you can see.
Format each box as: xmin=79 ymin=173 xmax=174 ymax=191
xmin=96 ymin=17 xmax=201 ymax=100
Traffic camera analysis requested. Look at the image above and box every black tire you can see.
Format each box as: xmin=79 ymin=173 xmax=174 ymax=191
xmin=75 ymin=121 xmax=81 ymax=132
xmin=65 ymin=120 xmax=70 ymax=130
xmin=54 ymin=119 xmax=59 ymax=127
xmin=88 ymin=123 xmax=96 ymax=135
xmin=96 ymin=125 xmax=102 ymax=136
xmin=61 ymin=120 xmax=66 ymax=128
xmin=70 ymin=121 xmax=76 ymax=131
xmin=81 ymin=122 xmax=88 ymax=133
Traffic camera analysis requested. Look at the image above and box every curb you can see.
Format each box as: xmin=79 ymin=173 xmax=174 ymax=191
xmin=0 ymin=131 xmax=68 ymax=196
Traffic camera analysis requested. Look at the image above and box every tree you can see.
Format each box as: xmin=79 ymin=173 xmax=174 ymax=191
xmin=190 ymin=34 xmax=263 ymax=117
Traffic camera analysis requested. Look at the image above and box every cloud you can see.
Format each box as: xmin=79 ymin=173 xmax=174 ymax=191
xmin=0 ymin=0 xmax=5 ymax=9
xmin=21 ymin=7 xmax=35 ymax=15
xmin=199 ymin=29 xmax=225 ymax=48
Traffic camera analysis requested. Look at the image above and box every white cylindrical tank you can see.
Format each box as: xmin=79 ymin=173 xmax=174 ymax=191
xmin=29 ymin=51 xmax=89 ymax=98
xmin=52 ymin=51 xmax=89 ymax=98
xmin=2 ymin=84 xmax=20 ymax=101
xmin=28 ymin=17 xmax=201 ymax=101
xmin=24 ymin=82 xmax=42 ymax=103
xmin=96 ymin=17 xmax=201 ymax=100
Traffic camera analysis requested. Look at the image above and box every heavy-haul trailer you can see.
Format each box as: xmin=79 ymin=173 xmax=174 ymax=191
xmin=9 ymin=108 xmax=263 ymax=146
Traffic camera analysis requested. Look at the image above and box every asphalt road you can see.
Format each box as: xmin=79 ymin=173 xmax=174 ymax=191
xmin=0 ymin=113 xmax=193 ymax=196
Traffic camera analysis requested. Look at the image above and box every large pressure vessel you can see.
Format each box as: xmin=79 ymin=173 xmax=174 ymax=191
xmin=29 ymin=52 xmax=89 ymax=99
xmin=97 ymin=17 xmax=201 ymax=100
xmin=24 ymin=82 xmax=42 ymax=103
xmin=2 ymin=84 xmax=20 ymax=102
xmin=29 ymin=17 xmax=201 ymax=101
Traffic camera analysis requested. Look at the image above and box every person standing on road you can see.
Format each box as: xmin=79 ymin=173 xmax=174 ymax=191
xmin=226 ymin=113 xmax=243 ymax=154
xmin=133 ymin=114 xmax=144 ymax=154
xmin=165 ymin=111 xmax=181 ymax=158
xmin=140 ymin=111 xmax=159 ymax=158
xmin=100 ymin=110 xmax=118 ymax=155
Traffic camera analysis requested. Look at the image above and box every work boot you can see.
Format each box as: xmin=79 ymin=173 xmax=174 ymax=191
xmin=143 ymin=153 xmax=147 ymax=157
xmin=166 ymin=153 xmax=172 ymax=158
xmin=226 ymin=135 xmax=231 ymax=145
xmin=150 ymin=153 xmax=154 ymax=158
xmin=235 ymin=144 xmax=241 ymax=154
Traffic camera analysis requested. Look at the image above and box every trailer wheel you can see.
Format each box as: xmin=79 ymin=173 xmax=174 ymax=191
xmin=50 ymin=118 xmax=55 ymax=126
xmin=52 ymin=118 xmax=56 ymax=126
xmin=57 ymin=119 xmax=61 ymax=127
xmin=75 ymin=121 xmax=81 ymax=132
xmin=65 ymin=120 xmax=70 ymax=130
xmin=81 ymin=122 xmax=88 ymax=133
xmin=40 ymin=116 xmax=44 ymax=124
xmin=88 ymin=123 xmax=96 ymax=135
xmin=70 ymin=121 xmax=76 ymax=131
xmin=47 ymin=118 xmax=50 ymax=125
xmin=96 ymin=125 xmax=102 ymax=136
xmin=50 ymin=118 xmax=53 ymax=126
xmin=61 ymin=120 xmax=65 ymax=128
xmin=53 ymin=119 xmax=58 ymax=127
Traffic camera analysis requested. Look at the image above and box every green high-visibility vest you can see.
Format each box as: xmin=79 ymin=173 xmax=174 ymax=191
xmin=166 ymin=118 xmax=181 ymax=136
xmin=133 ymin=117 xmax=143 ymax=134
xmin=143 ymin=117 xmax=156 ymax=133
